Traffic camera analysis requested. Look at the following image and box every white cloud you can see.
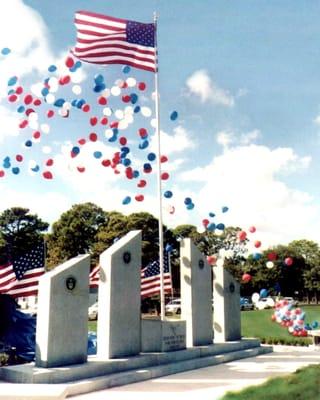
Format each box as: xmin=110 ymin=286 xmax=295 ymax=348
xmin=216 ymin=131 xmax=235 ymax=148
xmin=186 ymin=70 xmax=234 ymax=107
xmin=177 ymin=144 xmax=318 ymax=247
xmin=150 ymin=125 xmax=196 ymax=157
xmin=216 ymin=129 xmax=260 ymax=149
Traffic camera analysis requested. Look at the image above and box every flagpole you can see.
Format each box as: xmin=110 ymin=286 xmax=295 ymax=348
xmin=153 ymin=12 xmax=165 ymax=321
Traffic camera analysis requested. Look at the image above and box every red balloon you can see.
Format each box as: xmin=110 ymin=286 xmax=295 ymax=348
xmin=19 ymin=120 xmax=28 ymax=129
xmin=47 ymin=110 xmax=54 ymax=118
xmin=135 ymin=194 xmax=144 ymax=202
xmin=242 ymin=273 xmax=252 ymax=283
xmin=89 ymin=132 xmax=98 ymax=142
xmin=8 ymin=94 xmax=18 ymax=102
xmin=90 ymin=116 xmax=98 ymax=126
xmin=101 ymin=159 xmax=111 ymax=167
xmin=137 ymin=179 xmax=147 ymax=188
xmin=254 ymin=240 xmax=261 ymax=248
xmin=98 ymin=96 xmax=107 ymax=105
xmin=65 ymin=56 xmax=75 ymax=68
xmin=15 ymin=86 xmax=23 ymax=95
xmin=119 ymin=136 xmax=127 ymax=145
xmin=16 ymin=154 xmax=23 ymax=162
xmin=267 ymin=252 xmax=277 ymax=261
xmin=24 ymin=94 xmax=33 ymax=105
xmin=122 ymin=95 xmax=131 ymax=103
xmin=100 ymin=116 xmax=108 ymax=125
xmin=284 ymin=257 xmax=293 ymax=266
xmin=0 ymin=170 xmax=5 ymax=178
xmin=43 ymin=171 xmax=53 ymax=180
xmin=33 ymin=131 xmax=41 ymax=139
xmin=249 ymin=226 xmax=256 ymax=233
xmin=161 ymin=172 xmax=169 ymax=180
xmin=33 ymin=99 xmax=41 ymax=106
xmin=77 ymin=166 xmax=85 ymax=173
xmin=138 ymin=82 xmax=146 ymax=90
xmin=82 ymin=104 xmax=90 ymax=112
xmin=78 ymin=138 xmax=86 ymax=145
xmin=139 ymin=128 xmax=148 ymax=138
xmin=207 ymin=255 xmax=216 ymax=265
xmin=202 ymin=219 xmax=209 ymax=228
xmin=46 ymin=159 xmax=54 ymax=166
xmin=110 ymin=121 xmax=119 ymax=128
xmin=160 ymin=155 xmax=168 ymax=163
xmin=237 ymin=230 xmax=247 ymax=241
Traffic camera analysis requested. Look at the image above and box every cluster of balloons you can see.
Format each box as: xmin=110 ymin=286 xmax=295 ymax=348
xmin=202 ymin=206 xmax=228 ymax=233
xmin=2 ymin=51 xmax=196 ymax=212
xmin=271 ymin=299 xmax=316 ymax=337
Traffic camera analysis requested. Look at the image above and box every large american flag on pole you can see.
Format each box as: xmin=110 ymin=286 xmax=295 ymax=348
xmin=141 ymin=255 xmax=172 ymax=298
xmin=72 ymin=10 xmax=156 ymax=72
xmin=0 ymin=243 xmax=45 ymax=298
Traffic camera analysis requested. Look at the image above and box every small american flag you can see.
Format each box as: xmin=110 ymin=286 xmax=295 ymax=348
xmin=89 ymin=264 xmax=100 ymax=289
xmin=141 ymin=255 xmax=172 ymax=298
xmin=0 ymin=243 xmax=45 ymax=298
xmin=72 ymin=10 xmax=156 ymax=72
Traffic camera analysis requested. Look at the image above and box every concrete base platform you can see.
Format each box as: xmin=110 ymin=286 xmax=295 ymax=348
xmin=0 ymin=339 xmax=272 ymax=399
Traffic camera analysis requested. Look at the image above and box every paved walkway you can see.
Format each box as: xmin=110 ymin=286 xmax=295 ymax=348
xmin=70 ymin=346 xmax=320 ymax=400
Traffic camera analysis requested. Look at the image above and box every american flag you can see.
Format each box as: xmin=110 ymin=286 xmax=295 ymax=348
xmin=0 ymin=243 xmax=45 ymax=298
xmin=141 ymin=255 xmax=172 ymax=298
xmin=72 ymin=10 xmax=156 ymax=72
xmin=89 ymin=264 xmax=100 ymax=289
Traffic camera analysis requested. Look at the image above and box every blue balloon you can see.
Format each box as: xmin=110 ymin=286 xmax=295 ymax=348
xmin=312 ymin=321 xmax=319 ymax=329
xmin=54 ymin=98 xmax=66 ymax=107
xmin=216 ymin=223 xmax=225 ymax=230
xmin=139 ymin=140 xmax=149 ymax=149
xmin=147 ymin=152 xmax=156 ymax=161
xmin=165 ymin=244 xmax=173 ymax=253
xmin=207 ymin=223 xmax=216 ymax=231
xmin=12 ymin=167 xmax=20 ymax=175
xmin=74 ymin=61 xmax=82 ymax=69
xmin=122 ymin=65 xmax=131 ymax=73
xmin=122 ymin=158 xmax=131 ymax=166
xmin=122 ymin=196 xmax=131 ymax=205
xmin=143 ymin=163 xmax=152 ymax=172
xmin=184 ymin=197 xmax=192 ymax=205
xmin=1 ymin=47 xmax=11 ymax=55
xmin=170 ymin=111 xmax=178 ymax=121
xmin=186 ymin=203 xmax=194 ymax=210
xmin=222 ymin=206 xmax=229 ymax=213
xmin=134 ymin=105 xmax=141 ymax=113
xmin=260 ymin=288 xmax=268 ymax=298
xmin=93 ymin=83 xmax=106 ymax=93
xmin=17 ymin=105 xmax=25 ymax=113
xmin=31 ymin=165 xmax=40 ymax=172
xmin=209 ymin=212 xmax=215 ymax=218
xmin=253 ymin=253 xmax=262 ymax=260
xmin=7 ymin=76 xmax=18 ymax=86
xmin=130 ymin=93 xmax=138 ymax=104
xmin=93 ymin=151 xmax=102 ymax=159
xmin=94 ymin=74 xmax=104 ymax=85
xmin=76 ymin=99 xmax=86 ymax=109
xmin=72 ymin=146 xmax=80 ymax=155
xmin=48 ymin=64 xmax=57 ymax=72
xmin=164 ymin=190 xmax=173 ymax=198
xmin=121 ymin=146 xmax=130 ymax=155
xmin=108 ymin=133 xmax=118 ymax=142
xmin=41 ymin=87 xmax=49 ymax=96
xmin=25 ymin=140 xmax=32 ymax=147
xmin=133 ymin=170 xmax=140 ymax=178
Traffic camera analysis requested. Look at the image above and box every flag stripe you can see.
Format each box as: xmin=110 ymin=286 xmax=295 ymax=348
xmin=72 ymin=10 xmax=156 ymax=72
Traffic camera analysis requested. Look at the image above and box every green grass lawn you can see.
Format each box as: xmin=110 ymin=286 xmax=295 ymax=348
xmin=241 ymin=305 xmax=320 ymax=345
xmin=221 ymin=364 xmax=320 ymax=400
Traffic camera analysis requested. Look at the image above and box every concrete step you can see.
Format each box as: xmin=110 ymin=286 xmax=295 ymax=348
xmin=0 ymin=383 xmax=67 ymax=400
xmin=66 ymin=345 xmax=272 ymax=398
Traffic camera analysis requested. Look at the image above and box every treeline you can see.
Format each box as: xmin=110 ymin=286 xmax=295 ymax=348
xmin=0 ymin=203 xmax=319 ymax=301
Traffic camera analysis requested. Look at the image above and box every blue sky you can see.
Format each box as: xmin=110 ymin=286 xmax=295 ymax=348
xmin=0 ymin=0 xmax=320 ymax=251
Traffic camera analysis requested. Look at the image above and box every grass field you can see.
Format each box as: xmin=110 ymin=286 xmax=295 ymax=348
xmin=88 ymin=305 xmax=320 ymax=343
xmin=221 ymin=364 xmax=320 ymax=400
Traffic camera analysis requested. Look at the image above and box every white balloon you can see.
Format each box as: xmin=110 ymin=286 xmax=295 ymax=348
xmin=126 ymin=77 xmax=136 ymax=87
xmin=45 ymin=93 xmax=55 ymax=104
xmin=150 ymin=118 xmax=157 ymax=128
xmin=103 ymin=107 xmax=113 ymax=116
xmin=141 ymin=106 xmax=152 ymax=117
xmin=111 ymin=86 xmax=121 ymax=96
xmin=48 ymin=77 xmax=59 ymax=93
xmin=266 ymin=261 xmax=274 ymax=269
xmin=40 ymin=123 xmax=50 ymax=134
xmin=118 ymin=120 xmax=129 ymax=130
xmin=29 ymin=119 xmax=39 ymax=130
xmin=124 ymin=106 xmax=134 ymax=115
xmin=251 ymin=292 xmax=260 ymax=303
xmin=104 ymin=129 xmax=113 ymax=138
xmin=72 ymin=85 xmax=82 ymax=95
xmin=103 ymin=88 xmax=111 ymax=98
xmin=115 ymin=109 xmax=124 ymax=119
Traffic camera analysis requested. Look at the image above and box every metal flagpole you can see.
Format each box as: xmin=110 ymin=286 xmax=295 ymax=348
xmin=153 ymin=12 xmax=165 ymax=321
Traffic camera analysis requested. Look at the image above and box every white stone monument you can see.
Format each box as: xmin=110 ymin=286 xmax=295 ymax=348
xmin=35 ymin=254 xmax=90 ymax=368
xmin=97 ymin=230 xmax=142 ymax=358
xmin=213 ymin=264 xmax=241 ymax=342
xmin=180 ymin=239 xmax=213 ymax=347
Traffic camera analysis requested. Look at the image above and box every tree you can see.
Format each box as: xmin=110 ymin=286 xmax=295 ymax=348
xmin=0 ymin=207 xmax=49 ymax=261
xmin=46 ymin=203 xmax=106 ymax=269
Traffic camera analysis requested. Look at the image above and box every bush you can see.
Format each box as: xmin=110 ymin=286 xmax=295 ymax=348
xmin=260 ymin=336 xmax=312 ymax=346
